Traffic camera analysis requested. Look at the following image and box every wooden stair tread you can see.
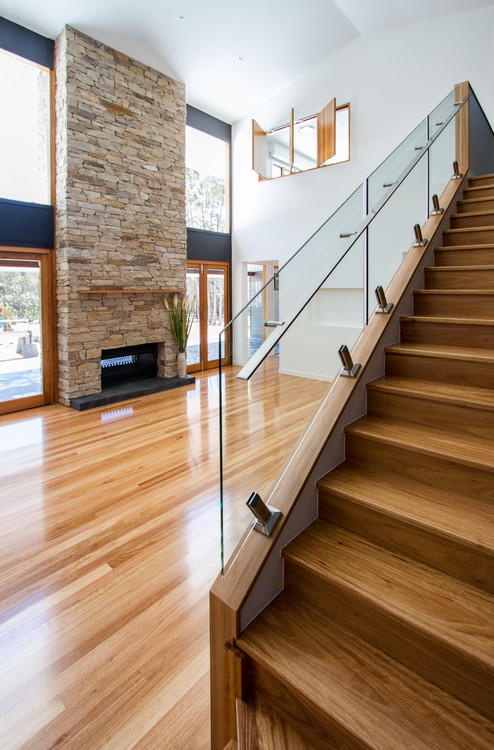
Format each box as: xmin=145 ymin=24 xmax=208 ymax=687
xmin=458 ymin=197 xmax=494 ymax=206
xmin=452 ymin=210 xmax=494 ymax=219
xmin=238 ymin=594 xmax=494 ymax=750
xmin=443 ymin=226 xmax=494 ymax=233
xmin=385 ymin=341 xmax=494 ymax=362
xmin=463 ymin=186 xmax=494 ymax=194
xmin=317 ymin=463 xmax=494 ymax=550
xmin=236 ymin=695 xmax=317 ymax=750
xmin=470 ymin=174 xmax=494 ymax=182
xmin=414 ymin=289 xmax=494 ymax=295
xmin=345 ymin=414 xmax=494 ymax=470
xmin=435 ymin=244 xmax=494 ymax=251
xmin=283 ymin=522 xmax=494 ymax=669
xmin=366 ymin=375 xmax=494 ymax=409
xmin=400 ymin=314 xmax=494 ymax=326
xmin=425 ymin=265 xmax=494 ymax=272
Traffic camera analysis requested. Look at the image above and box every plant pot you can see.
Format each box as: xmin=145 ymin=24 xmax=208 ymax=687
xmin=177 ymin=351 xmax=187 ymax=378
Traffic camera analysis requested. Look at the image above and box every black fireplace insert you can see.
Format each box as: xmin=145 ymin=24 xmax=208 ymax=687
xmin=100 ymin=343 xmax=157 ymax=386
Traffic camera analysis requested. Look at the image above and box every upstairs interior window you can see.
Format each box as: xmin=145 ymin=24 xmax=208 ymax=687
xmin=0 ymin=48 xmax=51 ymax=205
xmin=253 ymin=103 xmax=350 ymax=180
xmin=186 ymin=125 xmax=229 ymax=233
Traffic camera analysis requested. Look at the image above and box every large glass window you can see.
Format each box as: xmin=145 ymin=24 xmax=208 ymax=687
xmin=186 ymin=126 xmax=229 ymax=233
xmin=0 ymin=48 xmax=51 ymax=205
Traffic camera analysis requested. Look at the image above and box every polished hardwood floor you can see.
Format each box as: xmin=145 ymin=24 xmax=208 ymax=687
xmin=0 ymin=360 xmax=327 ymax=749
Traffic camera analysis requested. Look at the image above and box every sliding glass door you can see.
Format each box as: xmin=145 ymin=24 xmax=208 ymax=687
xmin=0 ymin=250 xmax=55 ymax=414
xmin=186 ymin=261 xmax=230 ymax=372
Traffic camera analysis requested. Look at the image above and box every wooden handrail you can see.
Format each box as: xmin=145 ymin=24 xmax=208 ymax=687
xmin=210 ymin=81 xmax=470 ymax=750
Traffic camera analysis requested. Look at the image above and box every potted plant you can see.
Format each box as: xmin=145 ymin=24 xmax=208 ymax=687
xmin=164 ymin=294 xmax=196 ymax=377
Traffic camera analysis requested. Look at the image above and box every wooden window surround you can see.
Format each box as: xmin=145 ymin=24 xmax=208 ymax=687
xmin=252 ymin=100 xmax=350 ymax=180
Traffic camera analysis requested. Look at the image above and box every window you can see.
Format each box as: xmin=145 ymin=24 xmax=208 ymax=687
xmin=186 ymin=126 xmax=229 ymax=233
xmin=253 ymin=102 xmax=350 ymax=180
xmin=0 ymin=48 xmax=51 ymax=205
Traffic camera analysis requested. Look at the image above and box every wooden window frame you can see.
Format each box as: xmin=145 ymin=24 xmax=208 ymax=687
xmin=0 ymin=247 xmax=57 ymax=415
xmin=186 ymin=260 xmax=231 ymax=373
xmin=253 ymin=103 xmax=351 ymax=181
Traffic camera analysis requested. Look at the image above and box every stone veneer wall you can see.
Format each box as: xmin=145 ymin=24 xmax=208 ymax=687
xmin=55 ymin=26 xmax=186 ymax=405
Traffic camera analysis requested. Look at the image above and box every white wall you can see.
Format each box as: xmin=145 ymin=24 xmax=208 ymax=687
xmin=231 ymin=3 xmax=494 ymax=331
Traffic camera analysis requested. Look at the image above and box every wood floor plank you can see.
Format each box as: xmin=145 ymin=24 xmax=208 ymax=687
xmin=0 ymin=361 xmax=327 ymax=749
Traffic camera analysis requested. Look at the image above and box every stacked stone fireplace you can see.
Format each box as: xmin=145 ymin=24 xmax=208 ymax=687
xmin=55 ymin=26 xmax=186 ymax=406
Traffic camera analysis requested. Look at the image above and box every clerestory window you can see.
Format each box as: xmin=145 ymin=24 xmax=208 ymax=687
xmin=186 ymin=125 xmax=230 ymax=234
xmin=0 ymin=48 xmax=51 ymax=205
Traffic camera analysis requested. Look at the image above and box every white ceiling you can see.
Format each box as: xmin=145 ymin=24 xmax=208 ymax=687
xmin=1 ymin=0 xmax=493 ymax=123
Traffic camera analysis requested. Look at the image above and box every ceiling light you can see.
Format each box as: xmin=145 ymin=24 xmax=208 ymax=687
xmin=299 ymin=124 xmax=315 ymax=135
xmin=178 ymin=13 xmax=186 ymax=20
xmin=237 ymin=55 xmax=245 ymax=61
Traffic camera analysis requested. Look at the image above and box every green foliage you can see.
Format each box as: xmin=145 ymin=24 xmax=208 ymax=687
xmin=186 ymin=168 xmax=226 ymax=232
xmin=164 ymin=294 xmax=196 ymax=352
xmin=0 ymin=271 xmax=39 ymax=320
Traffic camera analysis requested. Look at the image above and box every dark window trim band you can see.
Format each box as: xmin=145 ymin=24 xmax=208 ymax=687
xmin=0 ymin=16 xmax=53 ymax=69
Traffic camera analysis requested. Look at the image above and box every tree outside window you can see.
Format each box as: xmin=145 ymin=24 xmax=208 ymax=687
xmin=186 ymin=126 xmax=229 ymax=233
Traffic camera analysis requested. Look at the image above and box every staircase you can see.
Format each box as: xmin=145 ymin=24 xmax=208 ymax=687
xmin=233 ymin=174 xmax=494 ymax=749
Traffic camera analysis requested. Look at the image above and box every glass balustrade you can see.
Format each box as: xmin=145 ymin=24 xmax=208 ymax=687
xmin=218 ymin=90 xmax=467 ymax=573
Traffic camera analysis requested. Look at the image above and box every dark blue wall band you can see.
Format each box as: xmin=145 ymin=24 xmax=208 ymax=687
xmin=187 ymin=228 xmax=231 ymax=263
xmin=186 ymin=105 xmax=231 ymax=142
xmin=0 ymin=199 xmax=54 ymax=249
xmin=0 ymin=16 xmax=53 ymax=69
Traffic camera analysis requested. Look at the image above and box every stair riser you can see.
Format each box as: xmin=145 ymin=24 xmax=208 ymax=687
xmin=451 ymin=214 xmax=494 ymax=229
xmin=469 ymin=176 xmax=494 ymax=188
xmin=367 ymin=389 xmax=494 ymax=439
xmin=457 ymin=199 xmax=494 ymax=213
xmin=345 ymin=433 xmax=494 ymax=503
xmin=284 ymin=560 xmax=494 ymax=722
xmin=442 ymin=228 xmax=494 ymax=246
xmin=463 ymin=186 xmax=494 ymax=199
xmin=400 ymin=319 xmax=494 ymax=349
xmin=248 ymin=660 xmax=362 ymax=750
xmin=424 ymin=269 xmax=494 ymax=290
xmin=318 ymin=490 xmax=494 ymax=595
xmin=385 ymin=350 xmax=494 ymax=389
xmin=413 ymin=292 xmax=494 ymax=318
xmin=434 ymin=248 xmax=494 ymax=266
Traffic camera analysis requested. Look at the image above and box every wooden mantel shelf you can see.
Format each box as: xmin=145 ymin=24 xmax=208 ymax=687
xmin=77 ymin=289 xmax=185 ymax=295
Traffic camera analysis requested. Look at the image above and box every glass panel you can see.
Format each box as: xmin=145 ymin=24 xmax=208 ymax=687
xmin=186 ymin=267 xmax=200 ymax=366
xmin=220 ymin=237 xmax=365 ymax=570
xmin=186 ymin=126 xmax=229 ymax=232
xmin=218 ymin=89 xmax=464 ymax=574
xmin=207 ymin=268 xmax=225 ymax=362
xmin=368 ymin=157 xmax=427 ymax=319
xmin=428 ymin=90 xmax=458 ymax=138
xmin=230 ymin=186 xmax=363 ymax=372
xmin=368 ymin=119 xmax=427 ymax=208
xmin=0 ymin=49 xmax=51 ymax=205
xmin=293 ymin=117 xmax=318 ymax=171
xmin=0 ymin=261 xmax=42 ymax=402
xmin=247 ymin=265 xmax=264 ymax=358
xmin=429 ymin=117 xmax=456 ymax=206
xmin=268 ymin=125 xmax=292 ymax=177
xmin=277 ymin=186 xmax=363 ymax=325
